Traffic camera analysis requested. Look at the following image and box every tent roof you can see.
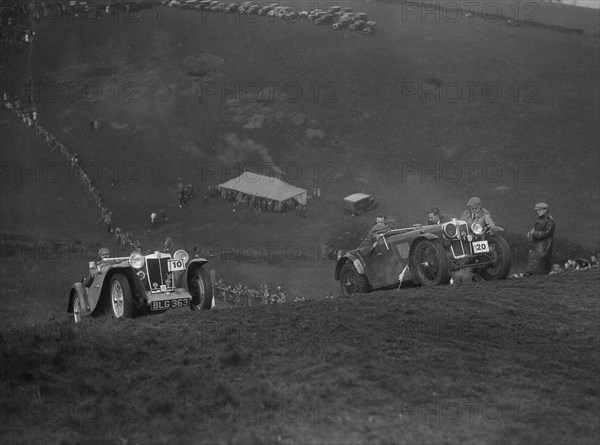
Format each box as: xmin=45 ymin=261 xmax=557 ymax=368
xmin=219 ymin=172 xmax=307 ymax=204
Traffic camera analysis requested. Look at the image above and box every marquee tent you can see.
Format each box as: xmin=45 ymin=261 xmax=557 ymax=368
xmin=219 ymin=172 xmax=307 ymax=206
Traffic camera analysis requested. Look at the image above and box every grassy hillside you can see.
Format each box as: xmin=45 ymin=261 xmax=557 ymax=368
xmin=0 ymin=2 xmax=599 ymax=443
xmin=1 ymin=270 xmax=598 ymax=444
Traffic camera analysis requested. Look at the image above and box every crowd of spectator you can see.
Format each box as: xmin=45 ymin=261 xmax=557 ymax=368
xmin=214 ymin=279 xmax=303 ymax=306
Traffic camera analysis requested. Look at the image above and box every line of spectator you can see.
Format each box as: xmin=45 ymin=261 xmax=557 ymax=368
xmin=1 ymin=93 xmax=143 ymax=254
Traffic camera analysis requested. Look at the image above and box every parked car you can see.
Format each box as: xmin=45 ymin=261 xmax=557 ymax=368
xmin=67 ymin=249 xmax=213 ymax=322
xmin=343 ymin=193 xmax=378 ymax=216
xmin=335 ymin=220 xmax=511 ymax=296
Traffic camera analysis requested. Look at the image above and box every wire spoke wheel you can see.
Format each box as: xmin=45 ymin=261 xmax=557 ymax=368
xmin=410 ymin=239 xmax=450 ymax=286
xmin=109 ymin=274 xmax=134 ymax=319
xmin=339 ymin=262 xmax=370 ymax=297
xmin=111 ymin=280 xmax=124 ymax=317
xmin=480 ymin=235 xmax=512 ymax=281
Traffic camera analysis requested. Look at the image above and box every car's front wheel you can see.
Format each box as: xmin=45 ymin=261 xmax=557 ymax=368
xmin=190 ymin=268 xmax=213 ymax=310
xmin=339 ymin=262 xmax=370 ymax=297
xmin=109 ymin=273 xmax=134 ymax=319
xmin=409 ymin=239 xmax=450 ymax=286
xmin=480 ymin=235 xmax=512 ymax=280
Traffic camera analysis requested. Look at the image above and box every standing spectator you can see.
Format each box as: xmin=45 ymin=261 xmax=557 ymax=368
xmin=164 ymin=237 xmax=174 ymax=252
xmin=524 ymin=202 xmax=555 ymax=276
xmin=179 ymin=190 xmax=187 ymax=208
xmin=150 ymin=212 xmax=157 ymax=230
xmin=114 ymin=226 xmax=122 ymax=244
xmin=103 ymin=212 xmax=113 ymax=233
xmin=460 ymin=197 xmax=496 ymax=228
xmin=158 ymin=209 xmax=168 ymax=223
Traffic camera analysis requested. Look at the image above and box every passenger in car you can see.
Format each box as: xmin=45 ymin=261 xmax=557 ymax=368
xmin=426 ymin=207 xmax=450 ymax=225
xmin=369 ymin=215 xmax=390 ymax=239
xmin=82 ymin=248 xmax=111 ymax=287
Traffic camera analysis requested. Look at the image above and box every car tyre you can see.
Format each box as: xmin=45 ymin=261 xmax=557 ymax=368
xmin=340 ymin=262 xmax=370 ymax=297
xmin=190 ymin=268 xmax=213 ymax=310
xmin=73 ymin=294 xmax=82 ymax=324
xmin=109 ymin=273 xmax=134 ymax=319
xmin=409 ymin=239 xmax=450 ymax=286
xmin=480 ymin=235 xmax=512 ymax=280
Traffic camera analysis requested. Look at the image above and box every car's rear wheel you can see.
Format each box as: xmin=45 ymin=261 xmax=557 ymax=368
xmin=340 ymin=262 xmax=370 ymax=297
xmin=409 ymin=239 xmax=450 ymax=286
xmin=109 ymin=273 xmax=134 ymax=319
xmin=480 ymin=235 xmax=512 ymax=280
xmin=190 ymin=268 xmax=213 ymax=310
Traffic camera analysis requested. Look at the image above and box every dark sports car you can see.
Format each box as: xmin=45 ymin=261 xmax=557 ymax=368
xmin=335 ymin=219 xmax=512 ymax=296
xmin=67 ymin=250 xmax=213 ymax=322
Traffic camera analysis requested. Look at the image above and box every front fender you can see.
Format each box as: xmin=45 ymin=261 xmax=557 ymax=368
xmin=181 ymin=257 xmax=209 ymax=291
xmin=98 ymin=265 xmax=147 ymax=312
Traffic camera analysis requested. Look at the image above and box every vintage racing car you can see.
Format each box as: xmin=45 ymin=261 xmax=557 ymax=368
xmin=335 ymin=219 xmax=511 ymax=296
xmin=67 ymin=249 xmax=213 ymax=322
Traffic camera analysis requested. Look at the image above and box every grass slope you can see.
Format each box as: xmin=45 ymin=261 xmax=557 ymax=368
xmin=1 ymin=270 xmax=598 ymax=444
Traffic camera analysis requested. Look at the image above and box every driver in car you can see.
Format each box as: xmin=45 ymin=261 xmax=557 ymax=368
xmin=359 ymin=215 xmax=390 ymax=255
xmin=82 ymin=247 xmax=111 ymax=287
xmin=460 ymin=197 xmax=496 ymax=228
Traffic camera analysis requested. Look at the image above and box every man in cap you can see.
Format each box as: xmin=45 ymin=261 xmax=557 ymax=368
xmin=460 ymin=197 xmax=496 ymax=228
xmin=359 ymin=215 xmax=390 ymax=255
xmin=524 ymin=202 xmax=555 ymax=275
xmin=369 ymin=214 xmax=391 ymax=239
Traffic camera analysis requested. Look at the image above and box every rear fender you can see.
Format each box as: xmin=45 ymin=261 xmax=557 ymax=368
xmin=335 ymin=253 xmax=366 ymax=280
xmin=67 ymin=283 xmax=90 ymax=315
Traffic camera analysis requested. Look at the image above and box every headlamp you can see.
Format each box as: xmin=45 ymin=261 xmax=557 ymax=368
xmin=128 ymin=252 xmax=145 ymax=269
xmin=443 ymin=223 xmax=457 ymax=238
xmin=471 ymin=223 xmax=484 ymax=235
xmin=173 ymin=249 xmax=189 ymax=264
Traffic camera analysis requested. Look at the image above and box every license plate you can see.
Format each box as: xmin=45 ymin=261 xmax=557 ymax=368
xmin=150 ymin=298 xmax=189 ymax=311
xmin=472 ymin=240 xmax=489 ymax=253
xmin=168 ymin=259 xmax=186 ymax=272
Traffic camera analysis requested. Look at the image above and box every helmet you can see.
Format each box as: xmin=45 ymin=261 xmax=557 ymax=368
xmin=534 ymin=202 xmax=549 ymax=210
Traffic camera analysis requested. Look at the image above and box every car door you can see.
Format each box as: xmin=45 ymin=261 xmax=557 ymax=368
xmin=363 ymin=236 xmax=404 ymax=289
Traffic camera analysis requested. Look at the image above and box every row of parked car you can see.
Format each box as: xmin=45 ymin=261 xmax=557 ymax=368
xmin=163 ymin=1 xmax=377 ymax=34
